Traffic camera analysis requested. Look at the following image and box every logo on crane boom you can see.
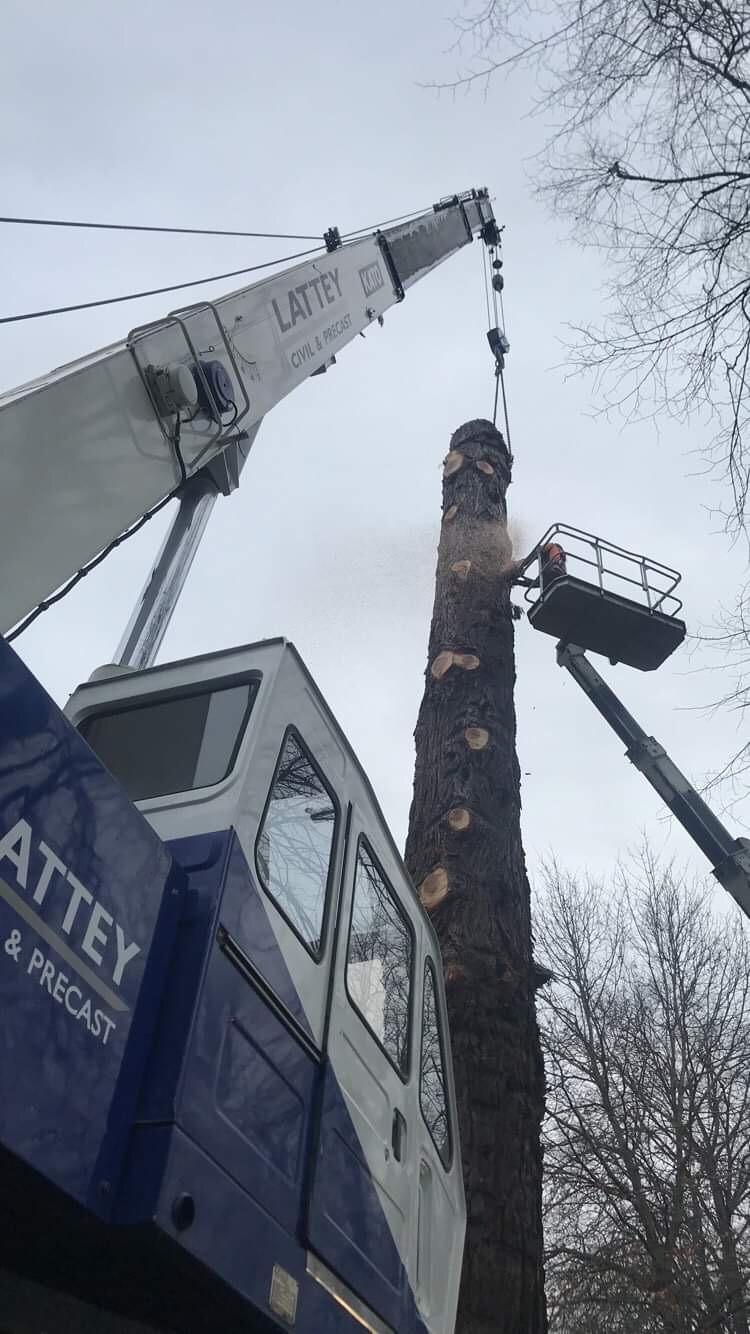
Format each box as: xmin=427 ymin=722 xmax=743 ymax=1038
xmin=270 ymin=267 xmax=343 ymax=334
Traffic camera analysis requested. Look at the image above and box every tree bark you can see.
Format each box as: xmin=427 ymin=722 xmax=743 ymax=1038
xmin=405 ymin=419 xmax=547 ymax=1334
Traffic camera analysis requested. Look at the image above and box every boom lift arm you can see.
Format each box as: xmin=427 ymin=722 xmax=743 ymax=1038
xmin=0 ymin=189 xmax=499 ymax=638
xmin=559 ymin=641 xmax=750 ymax=918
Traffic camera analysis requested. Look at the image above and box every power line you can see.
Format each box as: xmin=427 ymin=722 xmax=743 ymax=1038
xmin=0 ymin=203 xmax=432 ymax=246
xmin=0 ymin=244 xmax=325 ymax=325
xmin=0 ymin=215 xmax=322 ymax=242
xmin=0 ymin=203 xmax=445 ymax=327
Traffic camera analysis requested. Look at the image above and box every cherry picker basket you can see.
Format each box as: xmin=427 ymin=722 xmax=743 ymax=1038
xmin=523 ymin=524 xmax=686 ymax=670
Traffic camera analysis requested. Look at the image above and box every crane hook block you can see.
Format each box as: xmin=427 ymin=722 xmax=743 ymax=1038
xmin=487 ymin=326 xmax=510 ymax=364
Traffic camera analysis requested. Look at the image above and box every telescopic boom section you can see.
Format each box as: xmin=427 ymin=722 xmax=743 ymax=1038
xmin=559 ymin=642 xmax=750 ymax=918
xmin=0 ymin=190 xmax=497 ymax=634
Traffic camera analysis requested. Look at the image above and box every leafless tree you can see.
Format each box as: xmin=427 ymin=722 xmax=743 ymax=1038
xmin=536 ymin=852 xmax=750 ymax=1333
xmin=434 ymin=0 xmax=750 ymax=787
xmin=445 ymin=1 xmax=750 ymax=534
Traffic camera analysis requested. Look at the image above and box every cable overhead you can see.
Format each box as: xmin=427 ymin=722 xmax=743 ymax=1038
xmin=0 ymin=204 xmax=432 ymax=246
xmin=0 ymin=244 xmax=325 ymax=325
xmin=0 ymin=205 xmax=440 ymax=325
xmin=0 ymin=215 xmax=322 ymax=242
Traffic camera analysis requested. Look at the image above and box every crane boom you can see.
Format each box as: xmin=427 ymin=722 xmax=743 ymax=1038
xmin=0 ymin=190 xmax=496 ymax=634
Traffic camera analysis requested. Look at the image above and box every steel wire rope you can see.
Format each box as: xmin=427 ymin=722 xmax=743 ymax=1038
xmin=0 ymin=204 xmax=439 ymax=325
xmin=488 ymin=239 xmax=512 ymax=452
xmin=0 ymin=215 xmax=322 ymax=241
xmin=0 ymin=244 xmax=326 ymax=325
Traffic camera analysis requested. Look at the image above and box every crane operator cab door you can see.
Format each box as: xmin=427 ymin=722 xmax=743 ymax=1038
xmin=306 ymin=803 xmax=465 ymax=1334
xmin=66 ymin=639 xmax=464 ymax=1334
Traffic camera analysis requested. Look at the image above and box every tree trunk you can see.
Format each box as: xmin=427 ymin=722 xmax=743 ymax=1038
xmin=405 ymin=419 xmax=547 ymax=1334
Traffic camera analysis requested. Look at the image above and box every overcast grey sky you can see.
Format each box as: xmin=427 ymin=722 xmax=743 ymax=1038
xmin=1 ymin=0 xmax=746 ymax=896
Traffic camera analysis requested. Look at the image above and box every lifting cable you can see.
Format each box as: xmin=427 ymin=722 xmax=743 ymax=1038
xmin=481 ymin=236 xmax=513 ymax=451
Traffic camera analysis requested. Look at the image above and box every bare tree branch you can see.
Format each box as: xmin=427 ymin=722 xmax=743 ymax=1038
xmin=537 ymin=855 xmax=750 ymax=1333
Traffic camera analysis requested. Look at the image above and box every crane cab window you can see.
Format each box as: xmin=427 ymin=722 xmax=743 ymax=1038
xmin=420 ymin=960 xmax=451 ymax=1167
xmin=79 ymin=680 xmax=258 ymax=802
xmin=255 ymin=730 xmax=338 ymax=959
xmin=346 ymin=841 xmax=413 ymax=1076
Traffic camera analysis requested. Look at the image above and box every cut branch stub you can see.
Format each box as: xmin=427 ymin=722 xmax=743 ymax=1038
xmin=476 ymin=460 xmax=495 ymax=475
xmin=419 ymin=867 xmax=449 ymax=911
xmin=431 ymin=650 xmax=456 ymax=680
xmin=444 ymin=503 xmax=458 ymax=522
xmin=450 ymin=559 xmax=472 ymax=579
xmin=464 ymin=726 xmax=489 ymax=750
xmin=447 ymin=806 xmax=472 ymax=831
xmin=443 ymin=451 xmax=465 ymax=477
xmin=430 ymin=650 xmax=481 ymax=678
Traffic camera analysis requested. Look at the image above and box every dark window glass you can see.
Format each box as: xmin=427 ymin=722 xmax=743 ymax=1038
xmin=80 ymin=681 xmax=257 ymax=801
xmin=255 ymin=732 xmax=337 ymax=957
xmin=420 ymin=961 xmax=451 ymax=1167
xmin=346 ymin=842 xmax=413 ymax=1074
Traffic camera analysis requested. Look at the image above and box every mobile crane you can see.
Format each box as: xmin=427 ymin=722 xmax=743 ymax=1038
xmin=0 ymin=190 xmax=500 ymax=1334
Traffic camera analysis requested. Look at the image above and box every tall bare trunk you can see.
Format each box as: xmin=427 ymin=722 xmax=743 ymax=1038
xmin=405 ymin=419 xmax=547 ymax=1334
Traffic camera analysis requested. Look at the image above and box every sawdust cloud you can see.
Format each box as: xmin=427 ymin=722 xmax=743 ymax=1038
xmin=438 ymin=511 xmax=532 ymax=580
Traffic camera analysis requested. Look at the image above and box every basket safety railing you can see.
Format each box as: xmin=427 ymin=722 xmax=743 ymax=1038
xmin=519 ymin=523 xmax=683 ymax=619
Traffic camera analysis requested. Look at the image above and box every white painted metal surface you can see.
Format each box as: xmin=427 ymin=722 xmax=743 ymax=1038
xmin=0 ymin=193 xmax=493 ymax=634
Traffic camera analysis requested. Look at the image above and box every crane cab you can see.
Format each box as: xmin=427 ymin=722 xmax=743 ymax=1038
xmin=59 ymin=639 xmax=464 ymax=1334
xmin=523 ymin=524 xmax=686 ymax=670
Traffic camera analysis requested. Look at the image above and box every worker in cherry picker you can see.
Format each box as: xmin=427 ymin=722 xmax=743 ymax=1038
xmin=509 ymin=539 xmax=566 ymax=589
xmin=539 ymin=541 xmax=566 ymax=588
